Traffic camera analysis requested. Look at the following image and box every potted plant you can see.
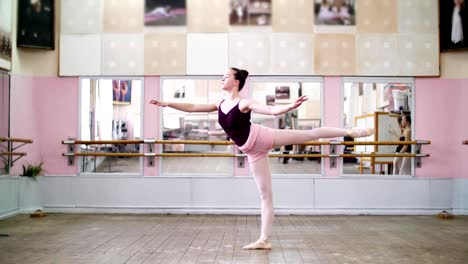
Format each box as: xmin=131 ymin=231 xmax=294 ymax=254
xmin=19 ymin=162 xmax=46 ymax=213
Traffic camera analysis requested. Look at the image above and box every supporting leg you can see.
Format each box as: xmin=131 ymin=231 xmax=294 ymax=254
xmin=243 ymin=156 xmax=273 ymax=250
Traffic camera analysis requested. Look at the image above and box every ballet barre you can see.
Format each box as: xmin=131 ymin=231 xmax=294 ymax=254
xmin=62 ymin=139 xmax=430 ymax=169
xmin=0 ymin=137 xmax=33 ymax=167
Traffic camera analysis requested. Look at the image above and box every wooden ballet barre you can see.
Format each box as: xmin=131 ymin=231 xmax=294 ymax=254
xmin=339 ymin=140 xmax=431 ymax=146
xmin=0 ymin=152 xmax=26 ymax=156
xmin=0 ymin=137 xmax=33 ymax=143
xmin=62 ymin=139 xmax=143 ymax=144
xmin=341 ymin=153 xmax=429 ymax=158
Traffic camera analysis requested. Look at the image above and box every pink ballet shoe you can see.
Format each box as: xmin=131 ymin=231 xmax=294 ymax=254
xmin=242 ymin=239 xmax=272 ymax=250
xmin=348 ymin=128 xmax=374 ymax=138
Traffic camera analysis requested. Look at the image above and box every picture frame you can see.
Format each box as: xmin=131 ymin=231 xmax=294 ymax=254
xmin=440 ymin=0 xmax=468 ymax=51
xmin=314 ymin=0 xmax=356 ymax=26
xmin=0 ymin=0 xmax=13 ymax=69
xmin=266 ymin=95 xmax=275 ymax=105
xmin=17 ymin=0 xmax=54 ymax=50
xmin=229 ymin=0 xmax=271 ymax=26
xmin=112 ymin=80 xmax=132 ymax=105
xmin=144 ymin=0 xmax=186 ymax=26
xmin=275 ymin=86 xmax=290 ymax=100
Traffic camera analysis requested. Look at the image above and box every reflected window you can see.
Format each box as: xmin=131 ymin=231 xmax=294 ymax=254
xmin=161 ymin=78 xmax=232 ymax=176
xmin=80 ymin=78 xmax=143 ymax=174
xmin=251 ymin=79 xmax=322 ymax=175
xmin=343 ymin=79 xmax=413 ymax=176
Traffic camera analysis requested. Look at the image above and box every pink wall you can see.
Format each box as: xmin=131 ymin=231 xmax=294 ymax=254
xmin=415 ymin=78 xmax=468 ymax=178
xmin=8 ymin=75 xmax=468 ymax=178
xmin=10 ymin=76 xmax=79 ymax=176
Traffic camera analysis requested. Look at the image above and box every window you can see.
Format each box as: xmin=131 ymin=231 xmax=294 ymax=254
xmin=160 ymin=78 xmax=233 ymax=176
xmin=343 ymin=78 xmax=414 ymax=175
xmin=250 ymin=78 xmax=323 ymax=175
xmin=80 ymin=78 xmax=143 ymax=174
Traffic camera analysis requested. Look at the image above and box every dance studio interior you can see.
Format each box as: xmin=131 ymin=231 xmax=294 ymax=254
xmin=1 ymin=0 xmax=468 ymax=263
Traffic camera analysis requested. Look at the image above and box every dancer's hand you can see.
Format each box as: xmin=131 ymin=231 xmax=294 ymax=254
xmin=149 ymin=100 xmax=169 ymax=107
xmin=290 ymin=96 xmax=308 ymax=109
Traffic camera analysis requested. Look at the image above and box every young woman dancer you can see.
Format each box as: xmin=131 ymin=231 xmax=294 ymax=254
xmin=150 ymin=68 xmax=374 ymax=250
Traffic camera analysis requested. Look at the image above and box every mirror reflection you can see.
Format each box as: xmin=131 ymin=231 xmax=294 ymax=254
xmin=343 ymin=81 xmax=413 ymax=175
xmin=251 ymin=80 xmax=322 ymax=175
xmin=80 ymin=78 xmax=143 ymax=174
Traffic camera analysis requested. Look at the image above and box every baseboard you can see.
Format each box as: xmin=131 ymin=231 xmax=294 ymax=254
xmin=452 ymin=209 xmax=468 ymax=215
xmin=0 ymin=209 xmax=20 ymax=220
xmin=43 ymin=205 xmax=449 ymax=215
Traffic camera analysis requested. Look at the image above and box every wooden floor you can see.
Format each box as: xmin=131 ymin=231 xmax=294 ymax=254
xmin=1 ymin=214 xmax=467 ymax=263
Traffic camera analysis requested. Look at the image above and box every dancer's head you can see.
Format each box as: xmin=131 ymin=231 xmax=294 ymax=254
xmin=222 ymin=68 xmax=249 ymax=92
xmin=401 ymin=114 xmax=411 ymax=127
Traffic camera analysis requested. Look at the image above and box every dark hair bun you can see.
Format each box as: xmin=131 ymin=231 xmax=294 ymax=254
xmin=240 ymin=69 xmax=249 ymax=79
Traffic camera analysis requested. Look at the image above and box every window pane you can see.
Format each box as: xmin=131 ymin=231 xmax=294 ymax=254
xmin=161 ymin=78 xmax=232 ymax=176
xmin=343 ymin=80 xmax=413 ymax=175
xmin=80 ymin=78 xmax=143 ymax=174
xmin=251 ymin=80 xmax=322 ymax=175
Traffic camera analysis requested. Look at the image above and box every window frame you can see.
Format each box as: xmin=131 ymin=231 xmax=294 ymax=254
xmin=78 ymin=76 xmax=145 ymax=177
xmin=341 ymin=77 xmax=415 ymax=177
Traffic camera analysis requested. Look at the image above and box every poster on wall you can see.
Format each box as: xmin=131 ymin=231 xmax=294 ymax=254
xmin=144 ymin=0 xmax=186 ymax=26
xmin=0 ymin=0 xmax=13 ymax=70
xmin=113 ymin=80 xmax=132 ymax=105
xmin=17 ymin=0 xmax=54 ymax=49
xmin=275 ymin=86 xmax=290 ymax=100
xmin=314 ymin=0 xmax=355 ymax=26
xmin=440 ymin=0 xmax=468 ymax=51
xmin=229 ymin=0 xmax=271 ymax=26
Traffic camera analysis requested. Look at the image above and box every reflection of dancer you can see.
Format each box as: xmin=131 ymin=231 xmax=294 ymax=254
xmin=397 ymin=114 xmax=412 ymax=175
xmin=452 ymin=0 xmax=465 ymax=44
xmin=149 ymin=5 xmax=173 ymax=17
xmin=112 ymin=80 xmax=120 ymax=101
xmin=150 ymin=68 xmax=374 ymax=250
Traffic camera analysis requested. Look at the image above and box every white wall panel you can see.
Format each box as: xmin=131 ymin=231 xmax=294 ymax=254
xmin=61 ymin=0 xmax=101 ymax=34
xmin=271 ymin=33 xmax=314 ymax=75
xmin=101 ymin=34 xmax=144 ymax=76
xmin=228 ymin=33 xmax=270 ymax=75
xmin=186 ymin=34 xmax=228 ymax=75
xmin=60 ymin=34 xmax=101 ymax=76
xmin=356 ymin=34 xmax=400 ymax=76
xmin=0 ymin=177 xmax=19 ymax=219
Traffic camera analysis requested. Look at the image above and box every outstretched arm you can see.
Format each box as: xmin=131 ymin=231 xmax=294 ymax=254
xmin=149 ymin=100 xmax=218 ymax=113
xmin=247 ymin=96 xmax=308 ymax=116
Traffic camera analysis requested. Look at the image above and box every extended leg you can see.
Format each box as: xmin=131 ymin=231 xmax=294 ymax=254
xmin=393 ymin=157 xmax=402 ymax=175
xmin=243 ymin=156 xmax=273 ymax=250
xmin=273 ymin=127 xmax=373 ymax=148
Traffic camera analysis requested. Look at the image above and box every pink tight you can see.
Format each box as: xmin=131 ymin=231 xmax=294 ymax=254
xmin=249 ymin=127 xmax=354 ymax=242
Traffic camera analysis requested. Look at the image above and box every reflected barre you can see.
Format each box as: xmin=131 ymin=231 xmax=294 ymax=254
xmin=0 ymin=137 xmax=33 ymax=167
xmin=62 ymin=139 xmax=431 ymax=169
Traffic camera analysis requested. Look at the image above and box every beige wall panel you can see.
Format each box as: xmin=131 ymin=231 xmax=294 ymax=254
xmin=271 ymin=33 xmax=314 ymax=75
xmin=272 ymin=0 xmax=314 ymax=32
xmin=314 ymin=34 xmax=356 ymax=75
xmin=397 ymin=34 xmax=439 ymax=76
xmin=61 ymin=0 xmax=101 ymax=34
xmin=441 ymin=52 xmax=468 ymax=78
xmin=357 ymin=0 xmax=397 ymax=33
xmin=228 ymin=33 xmax=271 ymax=75
xmin=356 ymin=34 xmax=399 ymax=76
xmin=398 ymin=0 xmax=438 ymax=33
xmin=186 ymin=33 xmax=228 ymax=75
xmin=60 ymin=34 xmax=101 ymax=76
xmin=103 ymin=0 xmax=143 ymax=33
xmin=187 ymin=0 xmax=229 ymax=32
xmin=144 ymin=34 xmax=186 ymax=75
xmin=101 ymin=34 xmax=144 ymax=75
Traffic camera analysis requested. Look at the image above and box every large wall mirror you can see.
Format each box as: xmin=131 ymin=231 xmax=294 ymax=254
xmin=251 ymin=78 xmax=322 ymax=175
xmin=343 ymin=78 xmax=413 ymax=176
xmin=160 ymin=78 xmax=233 ymax=176
xmin=0 ymin=71 xmax=10 ymax=175
xmin=80 ymin=78 xmax=143 ymax=174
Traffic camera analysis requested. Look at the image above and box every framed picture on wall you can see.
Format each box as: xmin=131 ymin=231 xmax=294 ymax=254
xmin=440 ymin=0 xmax=468 ymax=51
xmin=0 ymin=0 xmax=13 ymax=70
xmin=314 ymin=0 xmax=355 ymax=26
xmin=275 ymin=86 xmax=290 ymax=100
xmin=113 ymin=80 xmax=132 ymax=105
xmin=144 ymin=0 xmax=186 ymax=26
xmin=17 ymin=0 xmax=54 ymax=49
xmin=229 ymin=0 xmax=271 ymax=26
xmin=266 ymin=95 xmax=275 ymax=105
